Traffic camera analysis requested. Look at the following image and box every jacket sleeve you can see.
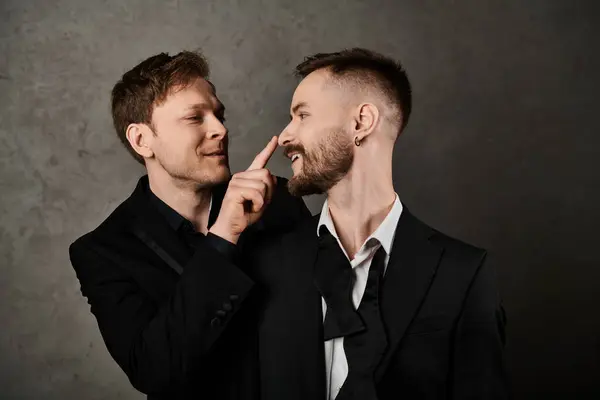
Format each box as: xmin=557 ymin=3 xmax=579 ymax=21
xmin=451 ymin=252 xmax=510 ymax=399
xmin=69 ymin=236 xmax=254 ymax=395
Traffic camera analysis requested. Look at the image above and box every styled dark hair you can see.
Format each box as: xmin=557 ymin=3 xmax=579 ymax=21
xmin=295 ymin=48 xmax=412 ymax=133
xmin=111 ymin=50 xmax=210 ymax=165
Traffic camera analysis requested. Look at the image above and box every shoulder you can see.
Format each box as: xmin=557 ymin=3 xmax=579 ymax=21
xmin=429 ymin=228 xmax=487 ymax=264
xmin=400 ymin=208 xmax=486 ymax=261
xmin=406 ymin=211 xmax=494 ymax=301
xmin=69 ymin=196 xmax=133 ymax=256
xmin=429 ymin=228 xmax=488 ymax=287
xmin=70 ymin=176 xmax=152 ymax=252
xmin=401 ymin=208 xmax=488 ymax=276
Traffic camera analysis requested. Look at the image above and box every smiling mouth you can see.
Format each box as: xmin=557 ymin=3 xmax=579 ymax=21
xmin=205 ymin=151 xmax=226 ymax=157
xmin=291 ymin=154 xmax=301 ymax=163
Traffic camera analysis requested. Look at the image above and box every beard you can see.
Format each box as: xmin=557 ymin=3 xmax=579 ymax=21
xmin=286 ymin=127 xmax=354 ymax=197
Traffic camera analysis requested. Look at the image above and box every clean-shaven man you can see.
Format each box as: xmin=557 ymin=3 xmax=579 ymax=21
xmin=69 ymin=50 xmax=309 ymax=400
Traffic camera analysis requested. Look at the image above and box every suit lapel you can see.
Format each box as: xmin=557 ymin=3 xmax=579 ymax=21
xmin=261 ymin=208 xmax=440 ymax=395
xmin=375 ymin=208 xmax=444 ymax=380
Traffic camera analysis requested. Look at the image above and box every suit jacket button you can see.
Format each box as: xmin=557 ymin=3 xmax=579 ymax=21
xmin=229 ymin=294 xmax=239 ymax=301
xmin=222 ymin=301 xmax=233 ymax=311
xmin=210 ymin=317 xmax=221 ymax=327
xmin=216 ymin=310 xmax=227 ymax=317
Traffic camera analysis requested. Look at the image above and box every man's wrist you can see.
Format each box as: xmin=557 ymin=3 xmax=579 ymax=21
xmin=208 ymin=222 xmax=241 ymax=245
xmin=205 ymin=232 xmax=239 ymax=263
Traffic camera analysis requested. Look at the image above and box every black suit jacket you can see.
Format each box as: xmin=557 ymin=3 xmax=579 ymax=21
xmin=69 ymin=175 xmax=310 ymax=400
xmin=251 ymin=208 xmax=509 ymax=400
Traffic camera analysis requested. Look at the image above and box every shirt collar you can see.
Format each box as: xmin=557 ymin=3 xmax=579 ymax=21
xmin=317 ymin=194 xmax=403 ymax=256
xmin=148 ymin=187 xmax=212 ymax=233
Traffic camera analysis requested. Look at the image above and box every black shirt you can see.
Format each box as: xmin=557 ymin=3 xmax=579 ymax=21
xmin=148 ymin=187 xmax=239 ymax=263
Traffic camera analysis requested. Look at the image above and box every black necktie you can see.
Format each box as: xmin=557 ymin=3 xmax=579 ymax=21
xmin=314 ymin=227 xmax=365 ymax=341
xmin=336 ymin=245 xmax=388 ymax=400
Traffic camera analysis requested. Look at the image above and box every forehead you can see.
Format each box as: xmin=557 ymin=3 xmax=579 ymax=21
xmin=292 ymin=69 xmax=335 ymax=105
xmin=161 ymin=77 xmax=220 ymax=109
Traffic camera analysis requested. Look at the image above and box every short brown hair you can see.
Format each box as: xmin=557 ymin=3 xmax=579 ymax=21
xmin=111 ymin=50 xmax=210 ymax=165
xmin=295 ymin=48 xmax=412 ymax=133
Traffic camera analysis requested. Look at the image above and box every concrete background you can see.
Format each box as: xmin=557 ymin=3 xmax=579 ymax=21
xmin=1 ymin=0 xmax=598 ymax=398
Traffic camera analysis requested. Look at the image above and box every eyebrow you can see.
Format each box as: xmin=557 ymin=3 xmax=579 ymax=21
xmin=184 ymin=102 xmax=226 ymax=115
xmin=290 ymin=102 xmax=308 ymax=118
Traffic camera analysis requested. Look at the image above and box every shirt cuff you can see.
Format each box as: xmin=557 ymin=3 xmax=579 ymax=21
xmin=205 ymin=232 xmax=239 ymax=263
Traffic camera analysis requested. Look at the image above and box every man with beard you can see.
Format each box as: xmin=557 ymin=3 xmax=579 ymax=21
xmin=69 ymin=51 xmax=309 ymax=400
xmin=252 ymin=48 xmax=508 ymax=399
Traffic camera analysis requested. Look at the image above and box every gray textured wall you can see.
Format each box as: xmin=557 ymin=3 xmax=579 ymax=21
xmin=1 ymin=0 xmax=598 ymax=398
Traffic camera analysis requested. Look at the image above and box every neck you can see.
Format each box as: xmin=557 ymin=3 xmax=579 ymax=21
xmin=326 ymin=149 xmax=396 ymax=259
xmin=147 ymin=166 xmax=212 ymax=234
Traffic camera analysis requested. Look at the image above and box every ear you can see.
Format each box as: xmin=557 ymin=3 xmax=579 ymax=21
xmin=351 ymin=103 xmax=380 ymax=142
xmin=125 ymin=123 xmax=155 ymax=160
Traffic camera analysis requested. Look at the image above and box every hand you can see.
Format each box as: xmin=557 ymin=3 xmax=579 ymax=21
xmin=209 ymin=136 xmax=278 ymax=244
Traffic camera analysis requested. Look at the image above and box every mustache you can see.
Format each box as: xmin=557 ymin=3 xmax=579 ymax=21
xmin=283 ymin=144 xmax=306 ymax=159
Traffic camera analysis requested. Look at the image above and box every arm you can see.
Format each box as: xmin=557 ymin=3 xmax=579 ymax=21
xmin=70 ymin=236 xmax=254 ymax=395
xmin=451 ymin=252 xmax=510 ymax=399
xmin=71 ymin=138 xmax=280 ymax=394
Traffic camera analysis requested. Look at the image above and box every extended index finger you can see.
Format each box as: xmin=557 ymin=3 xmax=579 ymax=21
xmin=247 ymin=136 xmax=278 ymax=171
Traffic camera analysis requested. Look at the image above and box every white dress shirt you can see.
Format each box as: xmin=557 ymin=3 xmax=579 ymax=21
xmin=317 ymin=195 xmax=403 ymax=400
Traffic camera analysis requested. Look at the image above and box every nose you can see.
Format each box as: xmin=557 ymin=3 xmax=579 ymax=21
xmin=278 ymin=123 xmax=293 ymax=147
xmin=207 ymin=118 xmax=227 ymax=141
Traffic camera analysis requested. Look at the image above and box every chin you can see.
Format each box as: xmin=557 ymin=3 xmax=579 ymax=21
xmin=287 ymin=174 xmax=325 ymax=197
xmin=188 ymin=164 xmax=231 ymax=188
xmin=210 ymin=165 xmax=232 ymax=184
